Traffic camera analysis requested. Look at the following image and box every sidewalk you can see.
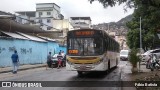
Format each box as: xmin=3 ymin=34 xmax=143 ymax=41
xmin=121 ymin=61 xmax=153 ymax=90
xmin=0 ymin=64 xmax=46 ymax=74
xmin=121 ymin=61 xmax=150 ymax=81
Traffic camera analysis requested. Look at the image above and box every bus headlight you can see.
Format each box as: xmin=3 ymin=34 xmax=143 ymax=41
xmin=66 ymin=59 xmax=73 ymax=65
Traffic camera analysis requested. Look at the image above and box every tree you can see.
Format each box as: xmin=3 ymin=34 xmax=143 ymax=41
xmin=89 ymin=0 xmax=160 ymax=50
xmin=129 ymin=48 xmax=140 ymax=73
xmin=126 ymin=0 xmax=160 ymax=50
xmin=89 ymin=0 xmax=129 ymax=7
xmin=89 ymin=0 xmax=160 ymax=8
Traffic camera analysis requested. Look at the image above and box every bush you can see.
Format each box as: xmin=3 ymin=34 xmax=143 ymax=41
xmin=129 ymin=48 xmax=141 ymax=68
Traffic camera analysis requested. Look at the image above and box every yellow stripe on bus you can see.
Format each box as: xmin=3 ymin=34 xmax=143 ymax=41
xmin=67 ymin=57 xmax=101 ymax=64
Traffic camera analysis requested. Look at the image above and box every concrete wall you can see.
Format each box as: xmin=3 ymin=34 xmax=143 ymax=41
xmin=56 ymin=46 xmax=66 ymax=54
xmin=53 ymin=19 xmax=74 ymax=30
xmin=0 ymin=38 xmax=66 ymax=67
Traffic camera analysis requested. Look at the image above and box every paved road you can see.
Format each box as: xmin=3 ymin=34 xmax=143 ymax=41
xmin=0 ymin=61 xmax=128 ymax=90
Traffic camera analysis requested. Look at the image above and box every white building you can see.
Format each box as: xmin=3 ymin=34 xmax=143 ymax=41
xmin=70 ymin=17 xmax=91 ymax=29
xmin=53 ymin=19 xmax=74 ymax=37
xmin=15 ymin=3 xmax=64 ymax=31
xmin=36 ymin=3 xmax=64 ymax=30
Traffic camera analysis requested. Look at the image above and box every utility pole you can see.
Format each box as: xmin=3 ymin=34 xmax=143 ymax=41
xmin=140 ymin=17 xmax=142 ymax=53
xmin=139 ymin=17 xmax=142 ymax=72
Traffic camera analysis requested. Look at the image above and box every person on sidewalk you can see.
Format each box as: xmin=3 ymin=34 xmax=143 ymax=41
xmin=146 ymin=54 xmax=151 ymax=69
xmin=57 ymin=52 xmax=63 ymax=69
xmin=46 ymin=52 xmax=53 ymax=69
xmin=11 ymin=50 xmax=19 ymax=74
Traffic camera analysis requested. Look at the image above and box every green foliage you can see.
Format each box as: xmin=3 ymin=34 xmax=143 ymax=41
xmin=89 ymin=0 xmax=128 ymax=8
xmin=125 ymin=0 xmax=160 ymax=50
xmin=89 ymin=0 xmax=160 ymax=8
xmin=126 ymin=29 xmax=140 ymax=49
xmin=89 ymin=0 xmax=160 ymax=50
xmin=129 ymin=48 xmax=140 ymax=67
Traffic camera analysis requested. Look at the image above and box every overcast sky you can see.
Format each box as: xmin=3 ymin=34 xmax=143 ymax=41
xmin=0 ymin=0 xmax=134 ymax=24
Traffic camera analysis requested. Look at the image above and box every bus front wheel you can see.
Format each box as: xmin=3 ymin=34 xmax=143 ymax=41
xmin=77 ymin=71 xmax=83 ymax=76
xmin=108 ymin=61 xmax=110 ymax=71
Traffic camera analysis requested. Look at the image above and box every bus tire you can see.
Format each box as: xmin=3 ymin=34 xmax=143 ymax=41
xmin=108 ymin=61 xmax=110 ymax=71
xmin=77 ymin=71 xmax=83 ymax=76
xmin=62 ymin=62 xmax=64 ymax=67
xmin=116 ymin=58 xmax=118 ymax=66
xmin=102 ymin=70 xmax=108 ymax=75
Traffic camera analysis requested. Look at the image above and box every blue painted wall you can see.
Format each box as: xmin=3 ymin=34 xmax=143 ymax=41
xmin=57 ymin=46 xmax=67 ymax=54
xmin=0 ymin=38 xmax=66 ymax=67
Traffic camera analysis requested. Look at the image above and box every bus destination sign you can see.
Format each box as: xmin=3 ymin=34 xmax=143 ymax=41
xmin=75 ymin=31 xmax=95 ymax=36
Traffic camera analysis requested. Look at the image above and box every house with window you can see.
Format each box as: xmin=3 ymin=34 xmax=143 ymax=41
xmin=15 ymin=3 xmax=64 ymax=31
xmin=36 ymin=3 xmax=63 ymax=30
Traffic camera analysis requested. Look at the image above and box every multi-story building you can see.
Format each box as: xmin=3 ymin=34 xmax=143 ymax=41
xmin=36 ymin=3 xmax=63 ymax=30
xmin=53 ymin=19 xmax=74 ymax=36
xmin=70 ymin=17 xmax=91 ymax=29
xmin=15 ymin=3 xmax=64 ymax=31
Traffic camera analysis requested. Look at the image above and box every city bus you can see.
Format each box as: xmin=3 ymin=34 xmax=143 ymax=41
xmin=66 ymin=29 xmax=120 ymax=75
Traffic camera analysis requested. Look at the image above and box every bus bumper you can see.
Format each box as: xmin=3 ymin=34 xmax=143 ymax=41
xmin=66 ymin=62 xmax=107 ymax=71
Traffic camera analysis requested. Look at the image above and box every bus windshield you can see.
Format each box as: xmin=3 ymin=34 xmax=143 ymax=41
xmin=68 ymin=37 xmax=103 ymax=56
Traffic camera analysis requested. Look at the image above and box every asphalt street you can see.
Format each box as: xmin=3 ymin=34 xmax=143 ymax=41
xmin=0 ymin=61 xmax=128 ymax=90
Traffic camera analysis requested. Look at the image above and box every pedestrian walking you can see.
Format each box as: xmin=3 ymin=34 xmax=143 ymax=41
xmin=11 ymin=50 xmax=19 ymax=74
xmin=146 ymin=54 xmax=152 ymax=69
xmin=57 ymin=52 xmax=63 ymax=69
xmin=46 ymin=52 xmax=53 ymax=69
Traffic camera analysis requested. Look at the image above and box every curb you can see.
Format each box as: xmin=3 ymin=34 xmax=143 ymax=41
xmin=0 ymin=65 xmax=46 ymax=74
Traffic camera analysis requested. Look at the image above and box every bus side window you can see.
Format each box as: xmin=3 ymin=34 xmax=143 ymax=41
xmin=104 ymin=39 xmax=107 ymax=51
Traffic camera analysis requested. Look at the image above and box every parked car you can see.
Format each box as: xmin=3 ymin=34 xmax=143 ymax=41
xmin=51 ymin=54 xmax=66 ymax=68
xmin=120 ymin=50 xmax=129 ymax=61
xmin=141 ymin=48 xmax=160 ymax=62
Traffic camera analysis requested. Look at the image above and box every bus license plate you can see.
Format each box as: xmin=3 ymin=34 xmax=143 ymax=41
xmin=80 ymin=66 xmax=86 ymax=70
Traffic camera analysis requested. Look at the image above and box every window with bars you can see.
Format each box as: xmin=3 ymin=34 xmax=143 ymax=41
xmin=47 ymin=19 xmax=51 ymax=23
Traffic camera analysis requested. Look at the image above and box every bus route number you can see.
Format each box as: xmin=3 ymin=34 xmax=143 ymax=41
xmin=68 ymin=50 xmax=78 ymax=54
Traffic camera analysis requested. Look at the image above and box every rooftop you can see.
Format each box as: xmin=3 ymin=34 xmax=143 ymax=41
xmin=36 ymin=3 xmax=60 ymax=8
xmin=0 ymin=31 xmax=28 ymax=40
xmin=16 ymin=32 xmax=47 ymax=42
xmin=15 ymin=11 xmax=36 ymax=17
xmin=70 ymin=17 xmax=91 ymax=21
xmin=0 ymin=11 xmax=61 ymax=34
